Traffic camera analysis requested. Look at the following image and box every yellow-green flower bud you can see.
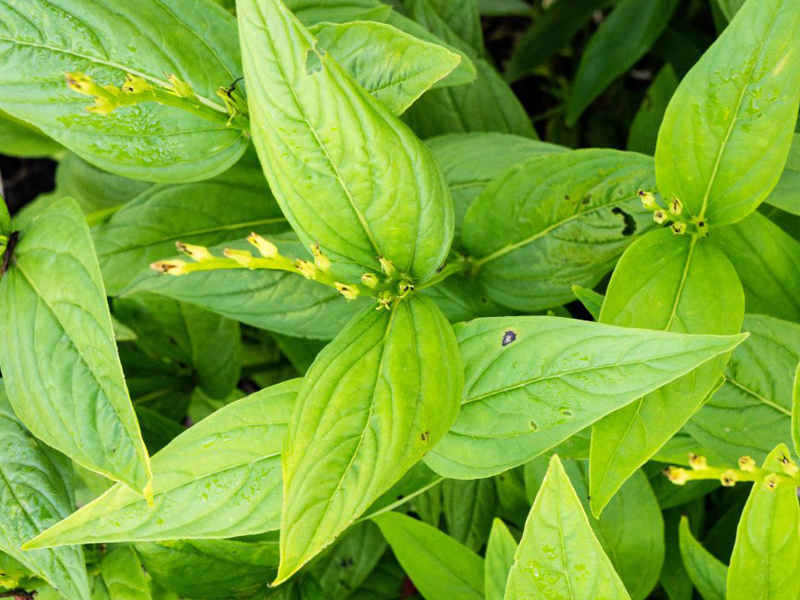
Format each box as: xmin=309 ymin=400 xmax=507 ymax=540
xmin=763 ymin=473 xmax=780 ymax=491
xmin=379 ymin=256 xmax=396 ymax=277
xmin=122 ymin=74 xmax=153 ymax=94
xmin=638 ymin=189 xmax=658 ymax=210
xmin=223 ymin=248 xmax=255 ymax=268
xmin=66 ymin=72 xmax=98 ymax=96
xmin=248 ymin=233 xmax=279 ymax=258
xmin=778 ymin=453 xmax=800 ymax=476
xmin=310 ymin=243 xmax=332 ymax=271
xmin=86 ymin=95 xmax=118 ymax=116
xmin=176 ymin=241 xmax=214 ymax=262
xmin=361 ymin=273 xmax=379 ymax=289
xmin=167 ymin=75 xmax=195 ymax=99
xmin=720 ymin=470 xmax=737 ymax=487
xmin=335 ymin=282 xmax=360 ymax=301
xmin=689 ymin=453 xmax=707 ymax=471
xmin=696 ymin=219 xmax=709 ymax=235
xmin=669 ymin=196 xmax=683 ymax=216
xmin=664 ymin=467 xmax=688 ymax=485
xmin=151 ymin=260 xmax=189 ymax=276
xmin=653 ymin=210 xmax=668 ymax=224
xmin=671 ymin=221 xmax=687 ymax=235
xmin=296 ymin=259 xmax=317 ymax=280
xmin=397 ymin=281 xmax=414 ymax=297
xmin=738 ymin=456 xmax=757 ymax=472
xmin=376 ymin=290 xmax=393 ymax=310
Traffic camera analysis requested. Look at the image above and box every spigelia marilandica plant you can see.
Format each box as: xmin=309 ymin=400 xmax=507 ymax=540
xmin=0 ymin=0 xmax=798 ymax=598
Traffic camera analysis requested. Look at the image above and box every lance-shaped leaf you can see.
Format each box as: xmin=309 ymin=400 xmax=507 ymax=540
xmin=655 ymin=0 xmax=800 ymax=226
xmin=765 ymin=133 xmax=800 ymax=216
xmin=123 ymin=237 xmax=367 ymax=340
xmin=442 ymin=478 xmax=497 ymax=551
xmin=310 ymin=21 xmax=461 ymax=115
xmin=238 ymin=0 xmax=454 ymax=282
xmin=101 ymin=546 xmax=151 ymax=600
xmin=0 ymin=386 xmax=90 ymax=600
xmin=276 ymin=296 xmax=463 ymax=583
xmin=94 ymin=153 xmax=289 ymax=295
xmin=0 ymin=0 xmax=248 ymax=183
xmin=727 ymin=444 xmax=800 ymax=600
xmin=567 ymin=0 xmax=678 ymax=125
xmin=134 ymin=539 xmax=279 ymax=599
xmin=424 ymin=315 xmax=745 ymax=479
xmin=504 ymin=455 xmax=631 ymax=600
xmin=714 ymin=212 xmax=800 ymax=324
xmin=686 ymin=315 xmax=800 ymax=464
xmin=589 ymin=229 xmax=744 ymax=515
xmin=485 ymin=519 xmax=517 ymax=600
xmin=426 ymin=133 xmax=566 ymax=239
xmin=679 ymin=517 xmax=727 ymax=600
xmin=0 ymin=198 xmax=152 ymax=495
xmin=793 ymin=363 xmax=800 ymax=459
xmin=627 ymin=65 xmax=679 ymax=156
xmin=373 ymin=512 xmax=484 ymax=600
xmin=462 ymin=149 xmax=656 ymax=311
xmin=26 ymin=380 xmax=299 ymax=549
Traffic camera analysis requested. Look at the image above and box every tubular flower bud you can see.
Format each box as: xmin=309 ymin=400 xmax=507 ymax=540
xmin=66 ymin=72 xmax=99 ymax=96
xmin=689 ymin=453 xmax=707 ymax=471
xmin=720 ymin=470 xmax=737 ymax=487
xmin=695 ymin=219 xmax=709 ymax=235
xmin=361 ymin=273 xmax=379 ymax=289
xmin=379 ymin=256 xmax=396 ymax=277
xmin=86 ymin=95 xmax=119 ymax=116
xmin=653 ymin=210 xmax=668 ymax=224
xmin=248 ymin=233 xmax=279 ymax=258
xmin=376 ymin=290 xmax=393 ymax=310
xmin=310 ymin=243 xmax=332 ymax=271
xmin=151 ymin=260 xmax=188 ymax=276
xmin=763 ymin=473 xmax=780 ymax=491
xmin=296 ymin=259 xmax=317 ymax=280
xmin=398 ymin=281 xmax=414 ymax=297
xmin=738 ymin=456 xmax=757 ymax=472
xmin=778 ymin=453 xmax=800 ymax=476
xmin=223 ymin=248 xmax=255 ymax=268
xmin=122 ymin=74 xmax=153 ymax=94
xmin=665 ymin=467 xmax=689 ymax=485
xmin=638 ymin=189 xmax=658 ymax=210
xmin=669 ymin=196 xmax=683 ymax=216
xmin=335 ymin=282 xmax=359 ymax=301
xmin=671 ymin=221 xmax=687 ymax=235
xmin=176 ymin=242 xmax=214 ymax=262
xmin=167 ymin=74 xmax=195 ymax=99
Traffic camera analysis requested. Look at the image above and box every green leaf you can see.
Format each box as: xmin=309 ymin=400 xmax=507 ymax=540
xmin=713 ymin=211 xmax=800 ymax=323
xmin=405 ymin=0 xmax=484 ymax=56
xmin=101 ymin=547 xmax=151 ymax=600
xmin=0 ymin=198 xmax=152 ymax=495
xmin=793 ymin=363 xmax=800 ymax=459
xmin=765 ymin=134 xmax=800 ymax=216
xmin=727 ymin=444 xmax=800 ymax=600
xmin=505 ymin=0 xmax=616 ymax=82
xmin=276 ymin=295 xmax=463 ymax=582
xmin=422 ymin=275 xmax=508 ymax=323
xmin=678 ymin=517 xmax=727 ymax=600
xmin=715 ymin=0 xmax=746 ymax=20
xmin=239 ymin=0 xmax=454 ymax=282
xmin=566 ymin=0 xmax=678 ymax=125
xmin=478 ymin=0 xmax=531 ymax=16
xmin=627 ymin=65 xmax=679 ymax=156
xmin=134 ymin=539 xmax=279 ymax=599
xmin=426 ymin=133 xmax=566 ymax=239
xmin=505 ymin=455 xmax=631 ymax=600
xmin=424 ymin=314 xmax=746 ymax=479
xmin=123 ymin=237 xmax=366 ymax=340
xmin=571 ymin=285 xmax=604 ymax=320
xmin=310 ymin=21 xmax=462 ymax=115
xmin=26 ymin=380 xmax=300 ymax=548
xmin=462 ymin=149 xmax=656 ymax=311
xmin=0 ymin=0 xmax=248 ymax=182
xmin=0 ymin=386 xmax=90 ymax=600
xmin=0 ymin=108 xmax=62 ymax=158
xmin=113 ymin=294 xmax=242 ymax=401
xmin=589 ymin=229 xmax=744 ymax=515
xmin=286 ymin=0 xmax=392 ymax=26
xmin=442 ymin=478 xmax=497 ymax=551
xmin=373 ymin=512 xmax=484 ymax=600
xmin=654 ymin=0 xmax=800 ymax=226
xmin=94 ymin=154 xmax=289 ymax=295
xmin=686 ymin=314 xmax=800 ymax=464
xmin=484 ymin=519 xmax=517 ymax=600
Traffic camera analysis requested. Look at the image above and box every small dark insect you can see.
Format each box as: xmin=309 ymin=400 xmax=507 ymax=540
xmin=420 ymin=431 xmax=430 ymax=442
xmin=1 ymin=231 xmax=20 ymax=276
xmin=435 ymin=262 xmax=447 ymax=274
xmin=339 ymin=557 xmax=354 ymax=568
xmin=502 ymin=330 xmax=517 ymax=346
